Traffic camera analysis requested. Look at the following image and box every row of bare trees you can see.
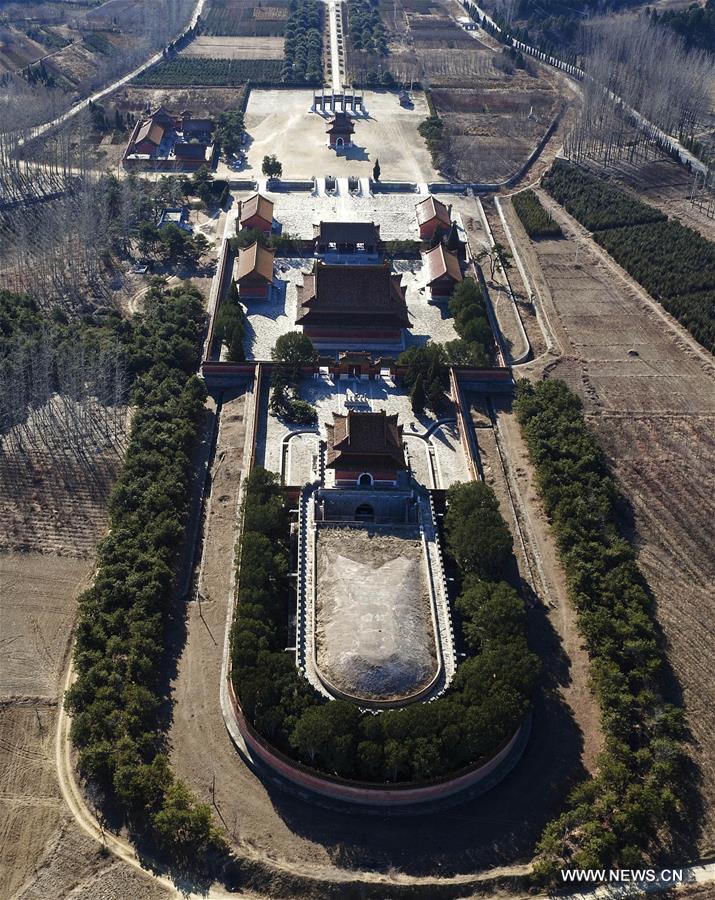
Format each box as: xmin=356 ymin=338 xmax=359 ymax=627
xmin=567 ymin=17 xmax=713 ymax=166
xmin=0 ymin=336 xmax=127 ymax=457
xmin=0 ymin=0 xmax=195 ymax=154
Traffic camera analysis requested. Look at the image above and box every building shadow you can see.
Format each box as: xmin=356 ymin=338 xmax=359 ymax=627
xmin=341 ymin=144 xmax=370 ymax=162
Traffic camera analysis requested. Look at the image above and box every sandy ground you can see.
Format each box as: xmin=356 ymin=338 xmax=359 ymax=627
xmin=518 ymin=188 xmax=715 ymax=856
xmin=242 ymin=89 xmax=436 ymax=182
xmin=0 ymin=554 xmax=169 ymax=900
xmin=183 ymin=36 xmax=285 ymax=58
xmin=315 ymin=528 xmax=435 ymax=700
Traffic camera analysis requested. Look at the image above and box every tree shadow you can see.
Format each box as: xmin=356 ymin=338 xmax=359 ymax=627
xmin=613 ymin=484 xmax=704 ymax=859
xmin=244 ymin=404 xmax=589 ymax=875
xmin=254 ymin=592 xmax=587 ymax=877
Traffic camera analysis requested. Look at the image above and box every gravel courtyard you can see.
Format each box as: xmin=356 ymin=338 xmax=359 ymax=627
xmin=241 ymin=257 xmax=459 ymax=359
xmin=242 ymin=88 xmax=436 ymax=182
xmin=314 ymin=528 xmax=437 ymax=702
xmin=255 ymin=374 xmax=472 ymax=489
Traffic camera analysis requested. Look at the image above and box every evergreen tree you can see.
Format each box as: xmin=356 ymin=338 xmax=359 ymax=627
xmin=373 ymin=158 xmax=381 ymax=182
xmin=427 ymin=376 xmax=443 ymax=413
xmin=410 ymin=372 xmax=426 ymax=413
xmin=446 ymin=221 xmax=461 ymax=253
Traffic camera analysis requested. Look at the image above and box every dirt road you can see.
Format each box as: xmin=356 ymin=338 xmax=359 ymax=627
xmin=514 ymin=193 xmax=715 ymax=856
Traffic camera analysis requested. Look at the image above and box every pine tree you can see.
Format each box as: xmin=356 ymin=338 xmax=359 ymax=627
xmin=446 ymin=221 xmax=461 ymax=253
xmin=373 ymin=158 xmax=381 ymax=182
xmin=430 ymin=225 xmax=445 ymax=248
xmin=427 ymin=377 xmax=443 ymax=414
xmin=228 ymin=279 xmax=239 ymax=305
xmin=410 ymin=372 xmax=426 ymax=414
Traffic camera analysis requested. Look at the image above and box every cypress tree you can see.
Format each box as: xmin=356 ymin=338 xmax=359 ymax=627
xmin=410 ymin=372 xmax=426 ymax=413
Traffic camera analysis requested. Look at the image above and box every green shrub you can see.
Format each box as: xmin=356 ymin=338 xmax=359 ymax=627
xmin=542 ymin=160 xmax=666 ymax=231
xmin=512 ymin=189 xmax=562 ymax=239
xmin=514 ymin=379 xmax=686 ymax=883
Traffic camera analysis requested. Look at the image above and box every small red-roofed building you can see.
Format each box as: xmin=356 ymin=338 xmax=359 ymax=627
xmin=326 ymin=111 xmax=355 ymax=150
xmin=238 ymin=193 xmax=274 ymax=234
xmin=415 ymin=195 xmax=451 ymax=240
xmin=326 ymin=410 xmax=406 ymax=487
xmin=422 ymin=244 xmax=462 ymax=300
xmin=235 ymin=241 xmax=275 ymax=298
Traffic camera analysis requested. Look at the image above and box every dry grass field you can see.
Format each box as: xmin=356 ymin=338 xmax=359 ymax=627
xmin=0 ymin=554 xmax=168 ymax=899
xmin=183 ymin=35 xmax=285 ymax=59
xmin=515 ymin=188 xmax=715 ymax=856
xmin=201 ymin=0 xmax=290 ymax=37
xmin=0 ymin=403 xmax=166 ymax=895
xmin=352 ymin=0 xmax=568 ymax=183
xmin=0 ymin=448 xmax=122 ymax=557
xmin=0 ymin=27 xmax=48 ymax=73
xmin=116 ymin=84 xmax=249 ymax=121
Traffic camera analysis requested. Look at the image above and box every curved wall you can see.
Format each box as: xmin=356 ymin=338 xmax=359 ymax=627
xmin=226 ymin=676 xmax=528 ymax=808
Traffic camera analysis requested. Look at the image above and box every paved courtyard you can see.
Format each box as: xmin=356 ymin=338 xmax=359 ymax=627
xmin=254 ymin=375 xmax=472 ymax=489
xmin=241 ymin=257 xmax=460 ymax=359
xmin=241 ymin=89 xmax=437 ymax=183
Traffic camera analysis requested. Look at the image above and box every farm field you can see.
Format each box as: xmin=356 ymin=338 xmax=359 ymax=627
xmin=433 ymin=85 xmax=563 ymax=183
xmin=201 ymin=0 xmax=290 ymax=36
xmin=590 ymin=155 xmax=715 ymax=245
xmin=343 ymin=0 xmax=570 ymax=183
xmin=135 ymin=55 xmax=284 ymax=86
xmin=517 ymin=189 xmax=715 ymax=856
xmin=183 ymin=35 xmax=285 ymax=58
xmin=0 ymin=550 xmax=168 ymax=900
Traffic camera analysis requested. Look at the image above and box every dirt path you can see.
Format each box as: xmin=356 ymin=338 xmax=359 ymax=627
xmin=19 ymin=0 xmax=207 ymax=147
xmin=511 ymin=195 xmax=715 ymax=856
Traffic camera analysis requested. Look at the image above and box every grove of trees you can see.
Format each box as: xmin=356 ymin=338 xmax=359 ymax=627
xmin=512 ymin=189 xmax=562 ymax=239
xmin=0 ymin=289 xmax=126 ymax=455
xmin=213 ymin=109 xmax=246 ymax=157
xmin=514 ymin=379 xmax=686 ymax=883
xmin=282 ymin=0 xmax=324 ymax=84
xmin=65 ymin=282 xmax=228 ymax=871
xmin=544 ymin=160 xmax=715 ymax=352
xmin=447 ymin=277 xmax=493 ymax=367
xmin=214 ymin=280 xmax=247 ymax=362
xmin=269 ymin=331 xmax=318 ymax=423
xmin=136 ymin=57 xmax=284 ymax=87
xmin=542 ymin=160 xmax=665 ymax=231
xmin=231 ymin=467 xmax=538 ymax=783
xmin=347 ymin=0 xmax=388 ymax=55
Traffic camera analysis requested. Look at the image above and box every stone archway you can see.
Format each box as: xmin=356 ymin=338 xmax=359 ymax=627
xmin=355 ymin=503 xmax=374 ymax=522
xmin=336 ymin=137 xmax=344 ymax=148
xmin=358 ymin=472 xmax=373 ymax=487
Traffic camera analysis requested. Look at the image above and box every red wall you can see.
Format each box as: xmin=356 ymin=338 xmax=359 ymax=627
xmin=238 ymin=280 xmax=269 ymax=298
xmin=240 ymin=214 xmax=271 ymax=234
xmin=304 ymin=326 xmax=401 ymax=341
xmin=133 ymin=139 xmax=156 ymax=155
xmin=334 ymin=468 xmax=397 ymax=483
